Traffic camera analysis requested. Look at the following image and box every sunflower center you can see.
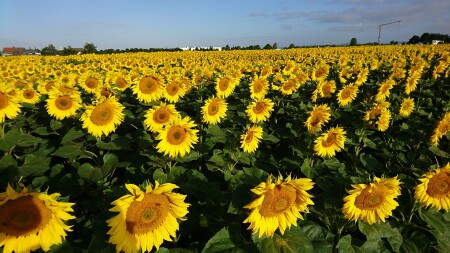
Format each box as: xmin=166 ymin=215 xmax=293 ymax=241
xmin=55 ymin=96 xmax=73 ymax=110
xmin=321 ymin=133 xmax=337 ymax=148
xmin=341 ymin=88 xmax=351 ymax=100
xmin=322 ymin=84 xmax=331 ymax=95
xmin=0 ymin=196 xmax=52 ymax=237
xmin=90 ymin=102 xmax=115 ymax=126
xmin=125 ymin=193 xmax=170 ymax=235
xmin=438 ymin=123 xmax=450 ymax=134
xmin=208 ymin=100 xmax=220 ymax=116
xmin=245 ymin=131 xmax=254 ymax=144
xmin=0 ymin=92 xmax=9 ymax=109
xmin=153 ymin=109 xmax=170 ymax=124
xmin=139 ymin=77 xmax=159 ymax=94
xmin=259 ymin=185 xmax=296 ymax=217
xmin=167 ymin=126 xmax=187 ymax=145
xmin=315 ymin=68 xmax=326 ymax=78
xmin=219 ymin=78 xmax=230 ymax=91
xmin=427 ymin=173 xmax=450 ymax=197
xmin=253 ymin=80 xmax=263 ymax=93
xmin=354 ymin=189 xmax=385 ymax=210
xmin=166 ymin=82 xmax=180 ymax=96
xmin=23 ymin=90 xmax=35 ymax=99
xmin=283 ymin=80 xmax=294 ymax=91
xmin=116 ymin=78 xmax=127 ymax=88
xmin=253 ymin=102 xmax=267 ymax=114
xmin=85 ymin=77 xmax=99 ymax=89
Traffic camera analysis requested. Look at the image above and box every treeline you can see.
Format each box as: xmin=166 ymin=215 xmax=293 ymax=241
xmin=408 ymin=33 xmax=449 ymax=44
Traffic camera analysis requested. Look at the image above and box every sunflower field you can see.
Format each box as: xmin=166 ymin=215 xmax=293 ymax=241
xmin=1 ymin=45 xmax=450 ymax=253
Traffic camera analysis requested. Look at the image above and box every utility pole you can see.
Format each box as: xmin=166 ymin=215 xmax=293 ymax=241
xmin=378 ymin=20 xmax=401 ymax=45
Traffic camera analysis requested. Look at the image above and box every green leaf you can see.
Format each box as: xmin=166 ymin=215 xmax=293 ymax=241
xmin=0 ymin=128 xmax=20 ymax=151
xmin=52 ymin=142 xmax=85 ymax=159
xmin=362 ymin=137 xmax=377 ymax=149
xmin=102 ymin=153 xmax=118 ymax=176
xmin=61 ymin=127 xmax=86 ymax=144
xmin=337 ymin=234 xmax=365 ymax=253
xmin=358 ymin=221 xmax=403 ymax=252
xmin=429 ymin=146 xmax=449 ymax=158
xmin=323 ymin=157 xmax=345 ymax=171
xmin=301 ymin=158 xmax=315 ymax=178
xmin=359 ymin=153 xmax=384 ymax=172
xmin=32 ymin=126 xmax=55 ymax=136
xmin=153 ymin=168 xmax=167 ymax=184
xmin=262 ymin=132 xmax=280 ymax=144
xmin=78 ymin=163 xmax=103 ymax=182
xmin=17 ymin=134 xmax=43 ymax=147
xmin=18 ymin=154 xmax=51 ymax=177
xmin=418 ymin=207 xmax=449 ymax=234
xmin=206 ymin=125 xmax=227 ymax=143
xmin=400 ymin=239 xmax=422 ymax=253
xmin=202 ymin=227 xmax=236 ymax=253
xmin=253 ymin=226 xmax=314 ymax=253
xmin=50 ymin=119 xmax=63 ymax=130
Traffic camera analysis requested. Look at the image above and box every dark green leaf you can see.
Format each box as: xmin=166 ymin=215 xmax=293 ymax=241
xmin=253 ymin=226 xmax=314 ymax=253
xmin=202 ymin=227 xmax=236 ymax=253
xmin=78 ymin=163 xmax=103 ymax=182
xmin=0 ymin=128 xmax=20 ymax=151
xmin=52 ymin=142 xmax=85 ymax=159
xmin=362 ymin=137 xmax=377 ymax=149
xmin=18 ymin=154 xmax=51 ymax=177
xmin=61 ymin=127 xmax=86 ymax=144
xmin=429 ymin=146 xmax=449 ymax=158
xmin=262 ymin=132 xmax=280 ymax=144
xmin=418 ymin=207 xmax=449 ymax=234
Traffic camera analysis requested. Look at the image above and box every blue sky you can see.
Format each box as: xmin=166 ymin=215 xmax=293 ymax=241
xmin=1 ymin=0 xmax=449 ymax=50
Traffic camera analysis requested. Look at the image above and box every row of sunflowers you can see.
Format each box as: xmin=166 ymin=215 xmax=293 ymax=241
xmin=0 ymin=44 xmax=450 ymax=252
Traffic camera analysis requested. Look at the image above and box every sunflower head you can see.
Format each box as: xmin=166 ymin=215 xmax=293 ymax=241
xmin=415 ymin=163 xmax=450 ymax=212
xmin=244 ymin=175 xmax=314 ymax=238
xmin=155 ymin=116 xmax=199 ymax=158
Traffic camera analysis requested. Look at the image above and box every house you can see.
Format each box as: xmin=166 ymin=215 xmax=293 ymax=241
xmin=2 ymin=47 xmax=26 ymax=56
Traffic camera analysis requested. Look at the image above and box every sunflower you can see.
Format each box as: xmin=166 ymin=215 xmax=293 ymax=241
xmin=246 ymin=98 xmax=275 ymax=123
xmin=80 ymin=96 xmax=125 ymax=138
xmin=0 ymin=184 xmax=75 ymax=253
xmin=18 ymin=88 xmax=41 ymax=104
xmin=215 ymin=75 xmax=238 ymax=98
xmin=364 ymin=101 xmax=391 ymax=132
xmin=133 ymin=74 xmax=165 ymax=103
xmin=240 ymin=125 xmax=263 ymax=153
xmin=0 ymin=87 xmax=21 ymax=124
xmin=243 ymin=175 xmax=314 ymax=238
xmin=375 ymin=79 xmax=395 ymax=102
xmin=342 ymin=176 xmax=402 ymax=224
xmin=155 ymin=116 xmax=199 ymax=158
xmin=399 ymin=97 xmax=415 ymax=117
xmin=46 ymin=90 xmax=83 ymax=120
xmin=78 ymin=71 xmax=103 ymax=94
xmin=164 ymin=78 xmax=186 ymax=103
xmin=249 ymin=77 xmax=269 ymax=100
xmin=337 ymin=85 xmax=358 ymax=107
xmin=431 ymin=112 xmax=450 ymax=146
xmin=305 ymin=104 xmax=331 ymax=133
xmin=144 ymin=102 xmax=180 ymax=133
xmin=319 ymin=80 xmax=336 ymax=98
xmin=355 ymin=68 xmax=369 ymax=86
xmin=311 ymin=64 xmax=329 ymax=82
xmin=405 ymin=73 xmax=421 ymax=94
xmin=276 ymin=75 xmax=300 ymax=96
xmin=314 ymin=126 xmax=346 ymax=158
xmin=201 ymin=96 xmax=228 ymax=125
xmin=107 ymin=182 xmax=189 ymax=253
xmin=415 ymin=163 xmax=450 ymax=212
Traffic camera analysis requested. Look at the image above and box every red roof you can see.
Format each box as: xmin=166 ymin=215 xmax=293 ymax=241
xmin=3 ymin=47 xmax=26 ymax=53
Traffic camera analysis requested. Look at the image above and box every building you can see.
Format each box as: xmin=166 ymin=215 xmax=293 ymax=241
xmin=2 ymin=47 xmax=26 ymax=56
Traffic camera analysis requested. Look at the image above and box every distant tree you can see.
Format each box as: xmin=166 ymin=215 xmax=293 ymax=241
xmin=408 ymin=35 xmax=421 ymax=44
xmin=83 ymin=42 xmax=97 ymax=54
xmin=263 ymin=44 xmax=273 ymax=50
xmin=41 ymin=44 xmax=58 ymax=55
xmin=287 ymin=43 xmax=296 ymax=49
xmin=389 ymin=41 xmax=399 ymax=45
xmin=272 ymin=42 xmax=278 ymax=49
xmin=420 ymin=33 xmax=432 ymax=44
xmin=61 ymin=46 xmax=78 ymax=56
xmin=350 ymin=38 xmax=358 ymax=46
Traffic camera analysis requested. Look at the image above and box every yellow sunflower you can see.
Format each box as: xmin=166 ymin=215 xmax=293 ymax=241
xmin=215 ymin=75 xmax=238 ymax=98
xmin=431 ymin=112 xmax=450 ymax=146
xmin=0 ymin=87 xmax=21 ymax=123
xmin=337 ymin=85 xmax=358 ymax=107
xmin=107 ymin=182 xmax=189 ymax=253
xmin=318 ymin=80 xmax=336 ymax=98
xmin=46 ymin=90 xmax=83 ymax=120
xmin=240 ymin=125 xmax=263 ymax=153
xmin=415 ymin=163 xmax=450 ymax=212
xmin=80 ymin=96 xmax=125 ymax=138
xmin=276 ymin=75 xmax=300 ymax=96
xmin=246 ymin=98 xmax=275 ymax=123
xmin=311 ymin=64 xmax=329 ymax=82
xmin=0 ymin=184 xmax=75 ymax=253
xmin=305 ymin=104 xmax=331 ymax=133
xmin=19 ymin=88 xmax=41 ymax=104
xmin=201 ymin=96 xmax=227 ymax=125
xmin=249 ymin=77 xmax=269 ymax=100
xmin=405 ymin=73 xmax=421 ymax=94
xmin=243 ymin=175 xmax=314 ymax=238
xmin=342 ymin=176 xmax=402 ymax=224
xmin=133 ymin=74 xmax=165 ymax=103
xmin=164 ymin=78 xmax=186 ymax=103
xmin=155 ymin=116 xmax=199 ymax=158
xmin=355 ymin=68 xmax=369 ymax=86
xmin=399 ymin=97 xmax=415 ymax=117
xmin=364 ymin=101 xmax=391 ymax=132
xmin=314 ymin=126 xmax=346 ymax=158
xmin=375 ymin=79 xmax=395 ymax=102
xmin=78 ymin=71 xmax=103 ymax=94
xmin=144 ymin=103 xmax=180 ymax=133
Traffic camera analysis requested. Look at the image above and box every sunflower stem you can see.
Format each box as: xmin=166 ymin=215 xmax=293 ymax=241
xmin=0 ymin=123 xmax=4 ymax=138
